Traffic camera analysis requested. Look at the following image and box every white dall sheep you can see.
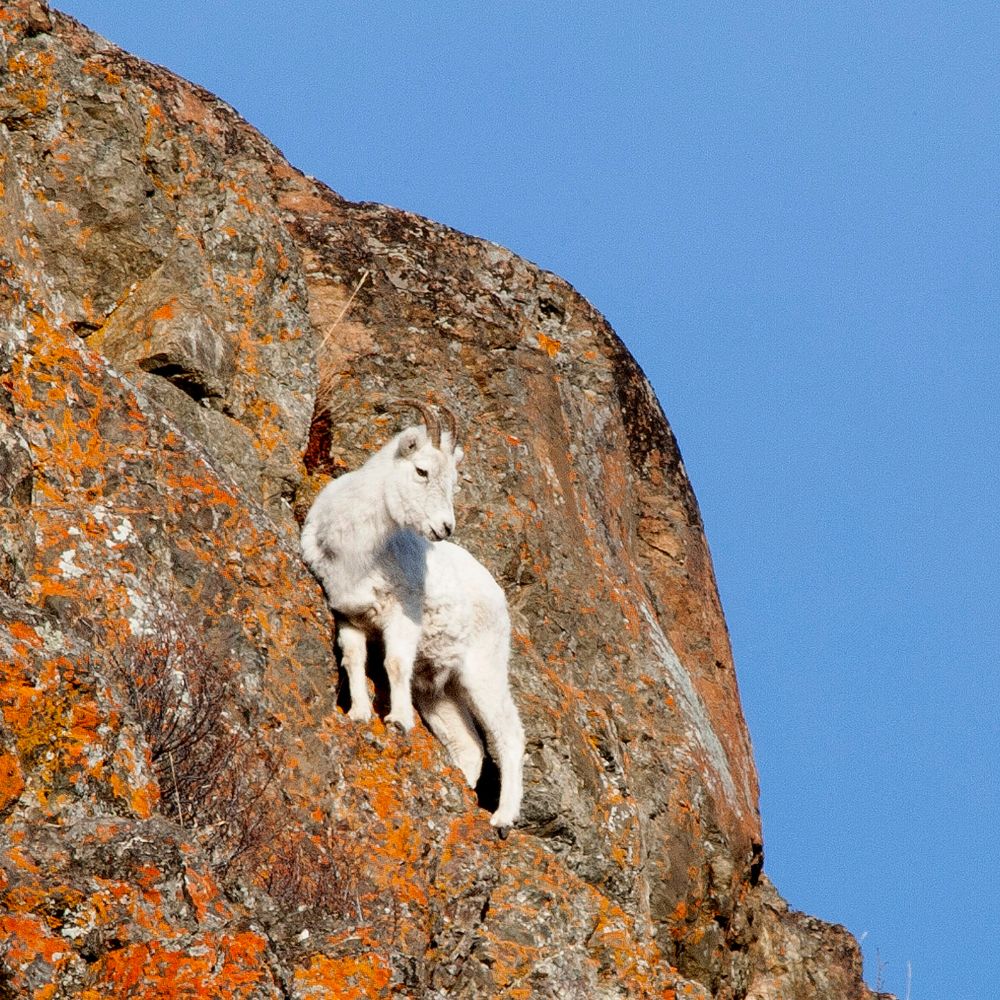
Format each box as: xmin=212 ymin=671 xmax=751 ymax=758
xmin=300 ymin=401 xmax=525 ymax=834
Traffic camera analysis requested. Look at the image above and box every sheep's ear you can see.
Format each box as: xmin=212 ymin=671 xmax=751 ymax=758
xmin=396 ymin=427 xmax=422 ymax=458
xmin=453 ymin=445 xmax=464 ymax=466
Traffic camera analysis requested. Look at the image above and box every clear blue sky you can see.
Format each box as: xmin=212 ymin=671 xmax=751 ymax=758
xmin=53 ymin=4 xmax=1000 ymax=997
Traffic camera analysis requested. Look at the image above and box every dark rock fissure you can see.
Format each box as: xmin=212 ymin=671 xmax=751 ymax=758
xmin=139 ymin=359 xmax=215 ymax=405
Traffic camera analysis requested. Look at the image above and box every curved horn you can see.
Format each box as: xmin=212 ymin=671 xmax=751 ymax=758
xmin=437 ymin=402 xmax=460 ymax=452
xmin=395 ymin=398 xmax=441 ymax=448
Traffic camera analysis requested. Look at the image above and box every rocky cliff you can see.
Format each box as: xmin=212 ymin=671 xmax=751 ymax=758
xmin=0 ymin=3 xmax=879 ymax=997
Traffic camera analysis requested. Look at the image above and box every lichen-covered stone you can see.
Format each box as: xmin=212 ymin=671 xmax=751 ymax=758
xmin=1 ymin=1 xmax=314 ymax=527
xmin=0 ymin=3 xmax=879 ymax=997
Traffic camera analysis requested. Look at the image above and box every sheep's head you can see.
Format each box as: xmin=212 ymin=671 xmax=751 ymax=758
xmin=383 ymin=401 xmax=464 ymax=541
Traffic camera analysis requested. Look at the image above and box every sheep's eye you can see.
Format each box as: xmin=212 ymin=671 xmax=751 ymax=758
xmin=416 ymin=467 xmax=429 ymax=479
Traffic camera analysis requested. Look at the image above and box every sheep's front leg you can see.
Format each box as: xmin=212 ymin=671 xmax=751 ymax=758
xmin=338 ymin=623 xmax=372 ymax=723
xmin=383 ymin=615 xmax=421 ymax=732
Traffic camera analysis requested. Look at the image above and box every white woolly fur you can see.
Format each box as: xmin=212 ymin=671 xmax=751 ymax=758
xmin=300 ymin=423 xmax=525 ymax=834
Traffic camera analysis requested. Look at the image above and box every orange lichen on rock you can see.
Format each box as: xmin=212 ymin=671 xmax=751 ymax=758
xmin=294 ymin=951 xmax=393 ymax=999
xmin=536 ymin=331 xmax=562 ymax=358
xmin=0 ymin=912 xmax=65 ymax=968
xmin=0 ymin=753 xmax=25 ymax=816
xmin=85 ymin=933 xmax=273 ymax=1000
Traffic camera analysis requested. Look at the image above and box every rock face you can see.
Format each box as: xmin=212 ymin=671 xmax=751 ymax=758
xmin=1 ymin=3 xmax=878 ymax=997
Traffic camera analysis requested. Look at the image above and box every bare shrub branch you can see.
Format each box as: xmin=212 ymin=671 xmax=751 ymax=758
xmin=262 ymin=827 xmax=357 ymax=917
xmin=106 ymin=604 xmax=355 ymax=922
xmin=108 ymin=608 xmax=279 ymax=876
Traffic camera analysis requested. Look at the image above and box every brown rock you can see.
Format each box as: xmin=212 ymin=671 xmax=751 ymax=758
xmin=1 ymin=1 xmax=314 ymax=527
xmin=746 ymin=876 xmax=877 ymax=1000
xmin=0 ymin=4 xmax=880 ymax=997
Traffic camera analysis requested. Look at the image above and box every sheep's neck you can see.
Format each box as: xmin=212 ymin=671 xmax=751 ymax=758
xmin=334 ymin=490 xmax=396 ymax=582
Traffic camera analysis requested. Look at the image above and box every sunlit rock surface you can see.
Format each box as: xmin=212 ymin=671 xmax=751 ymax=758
xmin=1 ymin=3 xmax=877 ymax=996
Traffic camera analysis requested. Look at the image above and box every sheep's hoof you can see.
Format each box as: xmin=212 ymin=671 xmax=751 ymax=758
xmin=385 ymin=716 xmax=413 ymax=735
xmin=490 ymin=811 xmax=516 ymax=840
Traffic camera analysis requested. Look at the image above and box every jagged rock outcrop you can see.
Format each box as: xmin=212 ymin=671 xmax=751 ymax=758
xmin=1 ymin=3 xmax=878 ymax=996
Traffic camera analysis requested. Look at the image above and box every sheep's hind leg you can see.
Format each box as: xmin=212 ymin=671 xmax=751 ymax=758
xmin=382 ymin=615 xmax=421 ymax=732
xmin=462 ymin=671 xmax=525 ymax=837
xmin=416 ymin=688 xmax=485 ymax=788
xmin=338 ymin=623 xmax=372 ymax=723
